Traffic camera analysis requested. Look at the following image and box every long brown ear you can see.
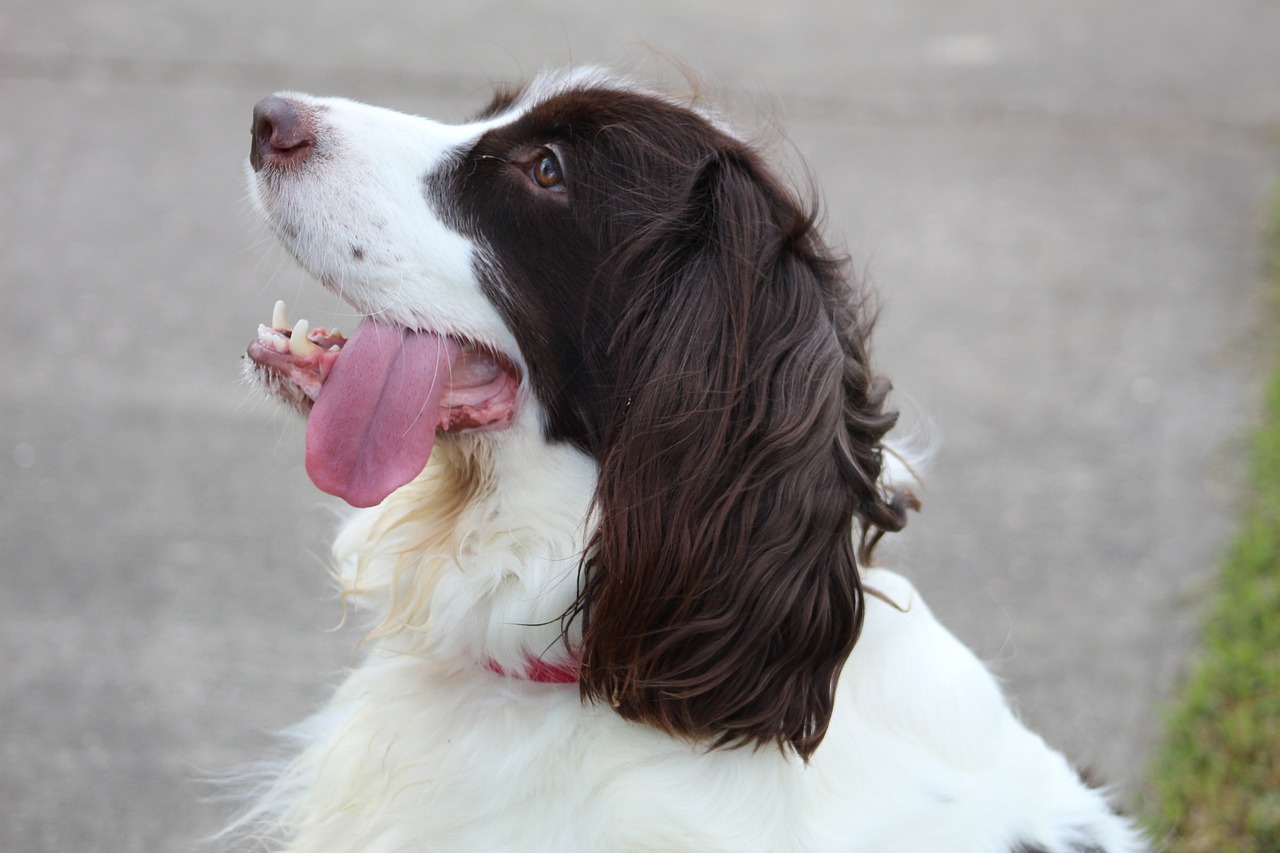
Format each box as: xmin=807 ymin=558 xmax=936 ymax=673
xmin=573 ymin=147 xmax=913 ymax=759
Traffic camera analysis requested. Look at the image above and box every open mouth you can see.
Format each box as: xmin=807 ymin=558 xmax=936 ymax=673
xmin=246 ymin=300 xmax=521 ymax=508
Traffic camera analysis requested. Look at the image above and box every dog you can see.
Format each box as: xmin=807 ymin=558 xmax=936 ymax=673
xmin=238 ymin=67 xmax=1149 ymax=852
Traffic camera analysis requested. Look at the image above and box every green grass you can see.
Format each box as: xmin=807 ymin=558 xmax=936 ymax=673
xmin=1144 ymin=192 xmax=1280 ymax=852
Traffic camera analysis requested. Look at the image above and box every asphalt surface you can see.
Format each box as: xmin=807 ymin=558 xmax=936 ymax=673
xmin=3 ymin=2 xmax=1278 ymax=851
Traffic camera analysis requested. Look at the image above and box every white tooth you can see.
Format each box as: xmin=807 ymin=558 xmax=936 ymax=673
xmin=290 ymin=319 xmax=318 ymax=356
xmin=272 ymin=300 xmax=289 ymax=330
xmin=271 ymin=335 xmax=290 ymax=353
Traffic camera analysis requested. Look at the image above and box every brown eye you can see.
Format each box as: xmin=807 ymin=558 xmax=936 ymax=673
xmin=531 ymin=152 xmax=564 ymax=190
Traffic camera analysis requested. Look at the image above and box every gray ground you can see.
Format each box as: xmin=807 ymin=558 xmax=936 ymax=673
xmin=3 ymin=2 xmax=1279 ymax=850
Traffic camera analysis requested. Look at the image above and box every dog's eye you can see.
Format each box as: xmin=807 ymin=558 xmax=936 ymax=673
xmin=531 ymin=152 xmax=565 ymax=191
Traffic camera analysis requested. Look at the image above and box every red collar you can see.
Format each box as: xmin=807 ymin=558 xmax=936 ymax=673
xmin=484 ymin=654 xmax=580 ymax=684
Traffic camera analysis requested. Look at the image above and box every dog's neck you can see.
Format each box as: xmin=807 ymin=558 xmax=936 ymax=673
xmin=333 ymin=420 xmax=597 ymax=675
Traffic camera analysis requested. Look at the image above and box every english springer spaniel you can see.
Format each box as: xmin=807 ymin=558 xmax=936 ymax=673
xmin=239 ymin=68 xmax=1149 ymax=852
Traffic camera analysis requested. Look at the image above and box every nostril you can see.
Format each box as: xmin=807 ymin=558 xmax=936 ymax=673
xmin=250 ymin=96 xmax=317 ymax=172
xmin=254 ymin=114 xmax=276 ymax=145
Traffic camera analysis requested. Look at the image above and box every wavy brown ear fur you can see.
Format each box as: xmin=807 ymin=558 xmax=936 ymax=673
xmin=574 ymin=141 xmax=913 ymax=759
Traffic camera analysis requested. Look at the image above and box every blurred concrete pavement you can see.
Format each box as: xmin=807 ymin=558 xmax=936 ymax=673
xmin=3 ymin=2 xmax=1278 ymax=850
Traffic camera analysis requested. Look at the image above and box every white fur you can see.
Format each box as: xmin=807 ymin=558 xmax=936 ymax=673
xmin=238 ymin=72 xmax=1148 ymax=852
xmin=246 ymin=92 xmax=522 ymax=364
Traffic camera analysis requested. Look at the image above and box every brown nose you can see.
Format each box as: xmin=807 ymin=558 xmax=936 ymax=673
xmin=250 ymin=96 xmax=316 ymax=172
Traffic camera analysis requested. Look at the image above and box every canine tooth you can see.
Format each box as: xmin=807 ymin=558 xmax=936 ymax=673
xmin=273 ymin=300 xmax=289 ymax=330
xmin=289 ymin=320 xmax=318 ymax=356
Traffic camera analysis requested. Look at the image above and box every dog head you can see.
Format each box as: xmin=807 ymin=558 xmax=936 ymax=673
xmin=246 ymin=69 xmax=913 ymax=758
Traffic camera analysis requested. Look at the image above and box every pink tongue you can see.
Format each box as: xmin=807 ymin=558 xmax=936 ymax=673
xmin=306 ymin=319 xmax=459 ymax=507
